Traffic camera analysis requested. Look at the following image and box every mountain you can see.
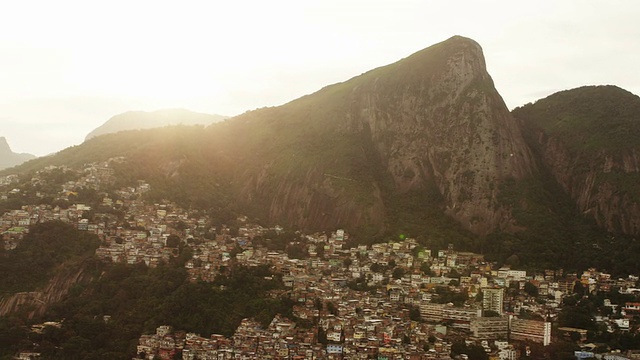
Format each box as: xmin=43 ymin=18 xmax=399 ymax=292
xmin=6 ymin=36 xmax=640 ymax=359
xmin=84 ymin=108 xmax=227 ymax=141
xmin=0 ymin=136 xmax=36 ymax=170
xmin=513 ymin=85 xmax=640 ymax=235
xmin=229 ymin=35 xmax=536 ymax=236
xmin=0 ymin=38 xmax=637 ymax=269
xmin=2 ymin=36 xmax=538 ymax=240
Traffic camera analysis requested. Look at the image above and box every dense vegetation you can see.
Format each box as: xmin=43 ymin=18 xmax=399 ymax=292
xmin=0 ymin=221 xmax=100 ymax=293
xmin=513 ymin=85 xmax=640 ymax=206
xmin=513 ymin=85 xmax=640 ymax=153
xmin=0 ymin=260 xmax=291 ymax=359
xmin=555 ymin=288 xmax=640 ymax=352
xmin=497 ymin=85 xmax=640 ymax=273
xmin=483 ymin=171 xmax=640 ymax=275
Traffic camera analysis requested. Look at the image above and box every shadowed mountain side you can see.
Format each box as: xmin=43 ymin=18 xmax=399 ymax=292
xmin=514 ymin=85 xmax=640 ymax=235
xmin=227 ymin=35 xmax=536 ymax=235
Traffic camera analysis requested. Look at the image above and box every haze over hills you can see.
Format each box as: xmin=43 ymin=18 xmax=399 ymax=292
xmin=0 ymin=136 xmax=36 ymax=170
xmin=84 ymin=108 xmax=227 ymax=141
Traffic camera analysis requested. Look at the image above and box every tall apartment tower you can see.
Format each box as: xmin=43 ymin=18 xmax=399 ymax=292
xmin=482 ymin=287 xmax=504 ymax=315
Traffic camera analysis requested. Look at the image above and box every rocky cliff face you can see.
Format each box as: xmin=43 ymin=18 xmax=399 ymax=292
xmin=526 ymin=132 xmax=640 ymax=234
xmin=236 ymin=36 xmax=536 ymax=235
xmin=346 ymin=36 xmax=535 ymax=234
xmin=244 ymin=164 xmax=386 ymax=232
xmin=0 ymin=263 xmax=95 ymax=319
xmin=514 ymin=85 xmax=640 ymax=235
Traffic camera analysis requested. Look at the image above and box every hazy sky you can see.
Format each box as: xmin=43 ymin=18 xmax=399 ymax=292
xmin=1 ymin=0 xmax=639 ymax=156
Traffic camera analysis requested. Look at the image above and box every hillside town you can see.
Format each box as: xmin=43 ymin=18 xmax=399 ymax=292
xmin=3 ymin=160 xmax=640 ymax=360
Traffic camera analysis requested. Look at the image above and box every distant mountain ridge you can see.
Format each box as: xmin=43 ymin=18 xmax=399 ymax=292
xmin=0 ymin=137 xmax=36 ymax=170
xmin=84 ymin=108 xmax=227 ymax=141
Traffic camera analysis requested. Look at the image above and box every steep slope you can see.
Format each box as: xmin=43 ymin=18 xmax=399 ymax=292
xmin=513 ymin=85 xmax=640 ymax=234
xmin=4 ymin=36 xmax=536 ymax=238
xmin=229 ymin=35 xmax=535 ymax=235
xmin=0 ymin=263 xmax=96 ymax=319
xmin=0 ymin=137 xmax=36 ymax=170
xmin=349 ymin=36 xmax=535 ymax=234
xmin=85 ymin=108 xmax=227 ymax=141
xmin=0 ymin=221 xmax=101 ymax=318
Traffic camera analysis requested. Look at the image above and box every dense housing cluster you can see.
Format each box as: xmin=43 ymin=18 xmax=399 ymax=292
xmin=2 ymin=160 xmax=640 ymax=360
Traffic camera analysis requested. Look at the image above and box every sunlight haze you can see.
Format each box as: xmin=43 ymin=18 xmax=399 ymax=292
xmin=1 ymin=0 xmax=639 ymax=156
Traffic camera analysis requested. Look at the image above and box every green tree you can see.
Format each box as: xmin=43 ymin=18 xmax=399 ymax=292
xmin=451 ymin=341 xmax=488 ymax=360
xmin=420 ymin=262 xmax=434 ymax=276
xmin=409 ymin=306 xmax=421 ymax=321
xmin=558 ymin=305 xmax=596 ymax=330
xmin=392 ymin=267 xmax=406 ymax=279
xmin=505 ymin=254 xmax=520 ymax=267
xmin=451 ymin=341 xmax=467 ymax=356
xmin=327 ymin=301 xmax=338 ymax=315
xmin=286 ymin=243 xmax=308 ymax=259
xmin=166 ymin=234 xmax=181 ymax=248
xmin=569 ymin=331 xmax=582 ymax=343
xmin=317 ymin=327 xmax=328 ymax=345
xmin=466 ymin=344 xmax=489 ymax=360
xmin=0 ymin=221 xmax=100 ymax=293
xmin=524 ymin=282 xmax=539 ymax=297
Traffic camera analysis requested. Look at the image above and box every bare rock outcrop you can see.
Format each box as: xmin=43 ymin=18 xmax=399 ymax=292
xmin=0 ymin=264 xmax=95 ymax=319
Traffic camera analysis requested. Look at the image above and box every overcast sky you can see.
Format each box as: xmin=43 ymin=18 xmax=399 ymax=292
xmin=1 ymin=0 xmax=639 ymax=156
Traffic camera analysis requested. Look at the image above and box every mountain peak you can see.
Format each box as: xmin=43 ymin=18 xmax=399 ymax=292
xmin=0 ymin=136 xmax=12 ymax=155
xmin=401 ymin=35 xmax=483 ymax=64
xmin=444 ymin=34 xmax=480 ymax=45
xmin=0 ymin=136 xmax=36 ymax=170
